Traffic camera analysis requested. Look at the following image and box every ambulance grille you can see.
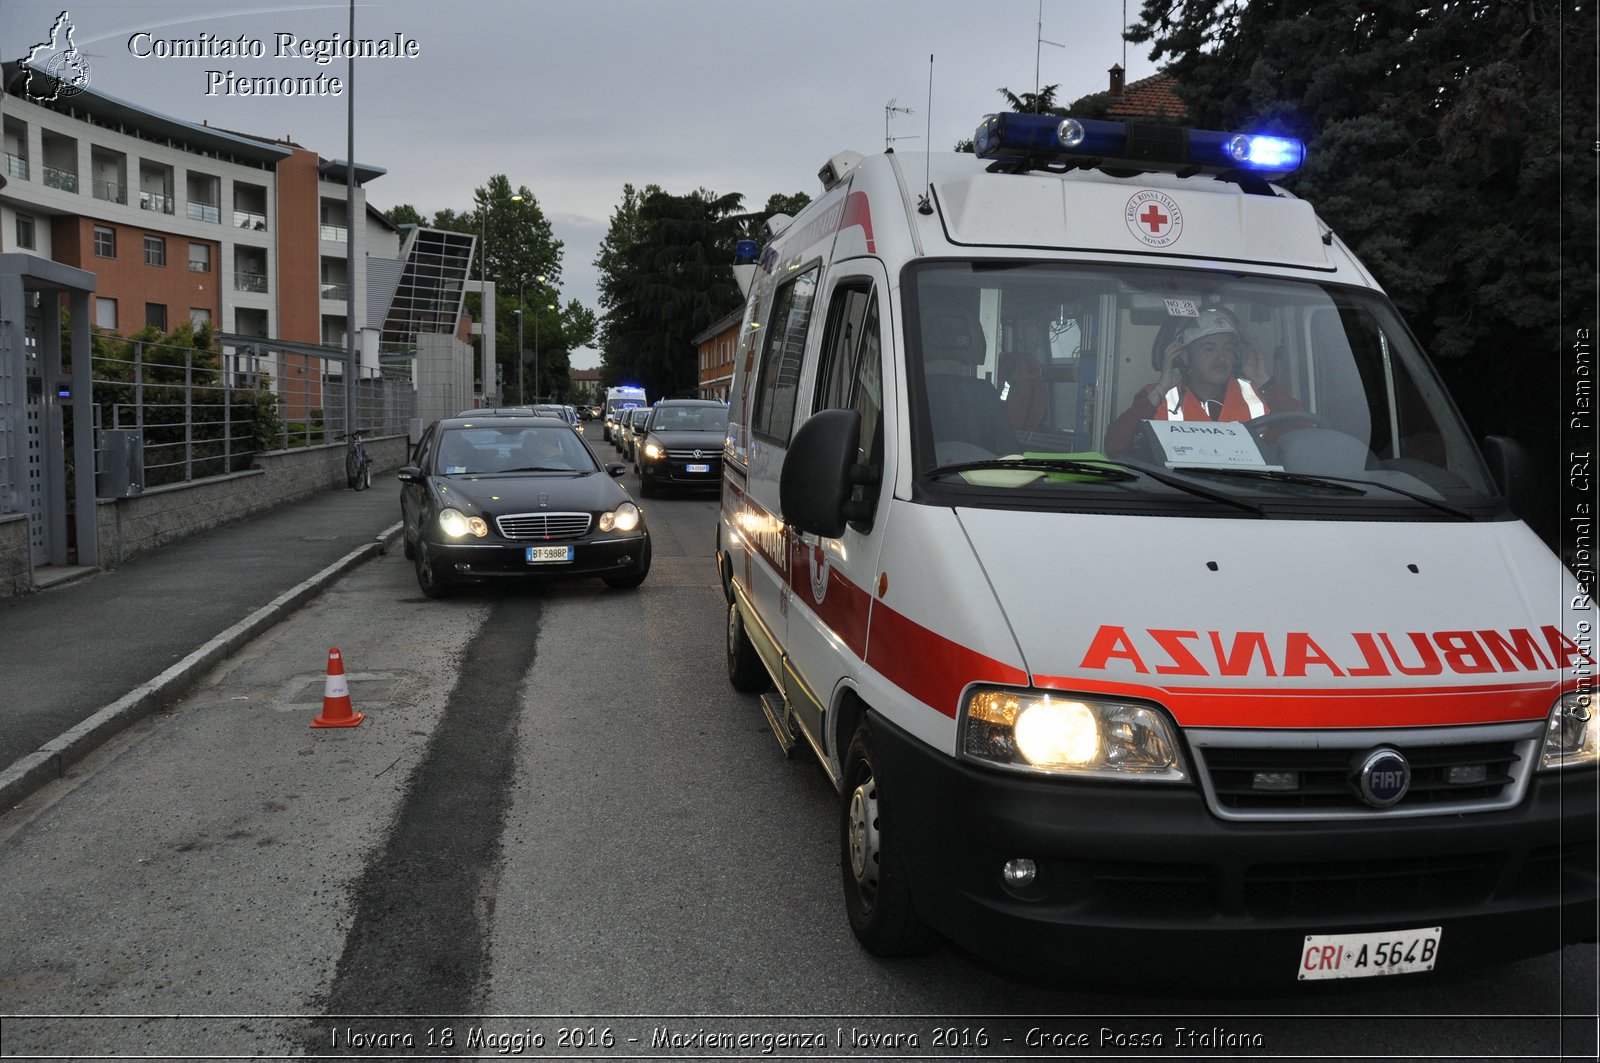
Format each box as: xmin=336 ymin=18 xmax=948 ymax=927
xmin=1243 ymin=852 xmax=1494 ymax=916
xmin=1197 ymin=740 xmax=1525 ymax=817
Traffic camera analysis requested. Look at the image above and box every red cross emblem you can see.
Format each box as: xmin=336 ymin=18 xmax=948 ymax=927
xmin=1139 ymin=204 xmax=1169 ymax=233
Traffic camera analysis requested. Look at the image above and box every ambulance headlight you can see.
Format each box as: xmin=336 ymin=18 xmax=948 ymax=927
xmin=1540 ymin=691 xmax=1598 ymax=770
xmin=961 ymin=688 xmax=1188 ymax=781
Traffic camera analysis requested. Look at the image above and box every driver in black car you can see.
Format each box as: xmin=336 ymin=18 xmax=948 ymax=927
xmin=1104 ymin=306 xmax=1302 ymax=455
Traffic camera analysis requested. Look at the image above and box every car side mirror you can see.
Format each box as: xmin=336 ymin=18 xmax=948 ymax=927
xmin=606 ymin=463 xmax=626 ymax=477
xmin=781 ymin=408 xmax=863 ymax=538
xmin=397 ymin=465 xmax=424 ymax=484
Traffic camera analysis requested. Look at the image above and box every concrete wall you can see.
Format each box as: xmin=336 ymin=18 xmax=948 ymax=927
xmin=89 ymin=434 xmax=407 ymax=568
xmin=0 ymin=514 xmax=28 ymax=598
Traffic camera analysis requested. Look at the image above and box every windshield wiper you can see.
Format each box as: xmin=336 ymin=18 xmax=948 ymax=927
xmin=1179 ymin=467 xmax=1474 ymax=520
xmin=926 ymin=457 xmax=1266 ymax=516
xmin=924 ymin=457 xmax=1138 ymax=482
xmin=497 ymin=466 xmax=577 ymax=473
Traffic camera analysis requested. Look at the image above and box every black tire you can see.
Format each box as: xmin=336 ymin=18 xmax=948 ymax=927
xmin=414 ymin=539 xmax=455 ymax=598
xmin=602 ymin=538 xmax=651 ymax=589
xmin=726 ymin=600 xmax=770 ymax=692
xmin=840 ymin=725 xmax=939 ymax=956
xmin=638 ymin=476 xmax=657 ymax=498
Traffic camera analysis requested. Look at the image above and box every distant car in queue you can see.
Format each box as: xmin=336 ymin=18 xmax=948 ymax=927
xmin=619 ymin=406 xmax=652 ymax=461
xmin=633 ymin=398 xmax=729 ymax=497
xmin=398 ymin=414 xmax=650 ymax=597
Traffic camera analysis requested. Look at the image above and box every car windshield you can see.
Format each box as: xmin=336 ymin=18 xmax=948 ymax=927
xmin=435 ymin=426 xmax=597 ymax=475
xmin=905 ymin=261 xmax=1499 ymax=519
xmin=650 ymin=407 xmax=729 ymax=433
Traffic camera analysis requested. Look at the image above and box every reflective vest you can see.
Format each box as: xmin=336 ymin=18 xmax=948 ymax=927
xmin=1158 ymin=377 xmax=1267 ymax=423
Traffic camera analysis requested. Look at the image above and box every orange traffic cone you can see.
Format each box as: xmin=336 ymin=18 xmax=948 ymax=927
xmin=311 ymin=647 xmax=365 ymax=729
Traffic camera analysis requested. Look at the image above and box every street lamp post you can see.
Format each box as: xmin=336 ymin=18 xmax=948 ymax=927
xmin=514 ymin=308 xmax=524 ymax=405
xmin=534 ymin=298 xmax=555 ymax=404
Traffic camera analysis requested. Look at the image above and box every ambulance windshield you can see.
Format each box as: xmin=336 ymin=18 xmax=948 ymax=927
xmin=906 ymin=261 xmax=1499 ymax=518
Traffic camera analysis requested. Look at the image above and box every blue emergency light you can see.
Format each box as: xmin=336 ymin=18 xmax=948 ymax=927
xmin=973 ymin=113 xmax=1305 ymax=178
xmin=733 ymin=239 xmax=759 ymax=265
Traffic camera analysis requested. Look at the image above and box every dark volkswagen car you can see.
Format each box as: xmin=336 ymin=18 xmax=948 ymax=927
xmin=633 ymin=398 xmax=729 ymax=497
xmin=398 ymin=415 xmax=650 ymax=597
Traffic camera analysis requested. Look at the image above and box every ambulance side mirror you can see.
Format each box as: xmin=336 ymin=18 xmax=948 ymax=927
xmin=781 ymin=408 xmax=861 ymax=538
xmin=1481 ymin=435 xmax=1537 ymax=523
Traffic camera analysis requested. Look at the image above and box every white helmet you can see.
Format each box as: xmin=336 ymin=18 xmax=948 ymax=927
xmin=1178 ymin=307 xmax=1240 ymax=348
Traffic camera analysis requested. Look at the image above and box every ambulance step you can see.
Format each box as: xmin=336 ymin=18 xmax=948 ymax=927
xmin=759 ymin=691 xmax=797 ymax=759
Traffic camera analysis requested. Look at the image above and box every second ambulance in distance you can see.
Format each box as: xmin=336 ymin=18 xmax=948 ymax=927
xmin=716 ymin=114 xmax=1596 ymax=986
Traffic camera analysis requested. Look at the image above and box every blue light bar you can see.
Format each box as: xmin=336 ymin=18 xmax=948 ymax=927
xmin=973 ymin=113 xmax=1305 ymax=178
xmin=733 ymin=239 xmax=759 ymax=265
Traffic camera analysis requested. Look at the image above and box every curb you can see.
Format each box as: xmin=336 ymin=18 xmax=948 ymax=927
xmin=0 ymin=522 xmax=403 ymax=814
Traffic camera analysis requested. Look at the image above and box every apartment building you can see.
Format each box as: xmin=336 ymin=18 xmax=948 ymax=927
xmin=1 ymin=60 xmax=397 ymax=387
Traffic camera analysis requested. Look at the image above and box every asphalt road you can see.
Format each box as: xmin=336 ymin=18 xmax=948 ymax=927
xmin=0 ymin=445 xmax=1593 ymax=1060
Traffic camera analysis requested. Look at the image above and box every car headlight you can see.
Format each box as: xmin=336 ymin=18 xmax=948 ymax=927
xmin=1540 ymin=691 xmax=1597 ymax=770
xmin=438 ymin=507 xmax=488 ymax=539
xmin=599 ymin=501 xmax=641 ymax=533
xmin=643 ymin=442 xmax=664 ymax=460
xmin=961 ymin=687 xmax=1188 ymax=781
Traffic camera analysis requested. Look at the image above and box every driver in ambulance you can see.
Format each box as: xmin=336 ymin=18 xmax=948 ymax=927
xmin=1104 ymin=306 xmax=1301 ymax=455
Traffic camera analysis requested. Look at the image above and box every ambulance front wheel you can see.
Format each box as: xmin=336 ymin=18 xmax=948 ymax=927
xmin=726 ymin=601 xmax=771 ymax=693
xmin=841 ymin=725 xmax=939 ymax=957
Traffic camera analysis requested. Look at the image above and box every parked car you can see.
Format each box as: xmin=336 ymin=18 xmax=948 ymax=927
xmin=398 ymin=414 xmax=649 ymax=597
xmin=619 ymin=406 xmax=652 ymax=460
xmin=455 ymin=407 xmax=536 ymax=417
xmin=632 ymin=398 xmax=729 ymax=497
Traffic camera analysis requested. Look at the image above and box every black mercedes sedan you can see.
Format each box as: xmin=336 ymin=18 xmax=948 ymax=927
xmin=633 ymin=399 xmax=729 ymax=497
xmin=398 ymin=415 xmax=650 ymax=597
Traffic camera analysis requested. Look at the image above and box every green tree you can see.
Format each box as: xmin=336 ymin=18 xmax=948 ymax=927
xmin=595 ymin=182 xmax=663 ymax=381
xmin=1127 ymin=0 xmax=1595 ymax=540
xmin=604 ymin=188 xmax=746 ymax=397
xmin=997 ymin=83 xmax=1066 ymax=115
xmin=384 ymin=203 xmax=427 ymax=227
xmin=428 ymin=176 xmax=568 ymax=396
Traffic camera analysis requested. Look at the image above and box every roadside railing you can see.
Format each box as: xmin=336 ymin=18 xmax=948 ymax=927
xmin=90 ymin=334 xmax=414 ymax=493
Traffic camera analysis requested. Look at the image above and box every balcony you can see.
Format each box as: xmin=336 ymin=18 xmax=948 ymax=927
xmin=43 ymin=166 xmax=77 ymax=193
xmin=319 ymin=223 xmax=348 ymax=243
xmin=187 ymin=201 xmax=221 ymax=224
xmin=4 ymin=153 xmax=28 ymax=180
xmin=320 ymin=282 xmax=350 ymax=301
xmin=140 ymin=191 xmax=175 ymax=214
xmin=234 ymin=272 xmax=268 ymax=294
xmin=93 ymin=179 xmax=127 ymax=205
xmin=233 ymin=209 xmax=267 ymax=232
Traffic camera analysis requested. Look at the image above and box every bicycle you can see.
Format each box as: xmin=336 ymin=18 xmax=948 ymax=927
xmin=345 ymin=430 xmax=373 ymax=491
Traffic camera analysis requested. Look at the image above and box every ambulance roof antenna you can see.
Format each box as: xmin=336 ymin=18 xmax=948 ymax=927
xmin=917 ymin=54 xmax=935 ymax=215
xmin=1035 ymin=0 xmax=1064 ymax=109
xmin=884 ymin=98 xmax=917 ymax=151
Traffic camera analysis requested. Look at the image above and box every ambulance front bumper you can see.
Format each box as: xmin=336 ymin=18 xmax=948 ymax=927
xmin=870 ymin=713 xmax=1598 ymax=987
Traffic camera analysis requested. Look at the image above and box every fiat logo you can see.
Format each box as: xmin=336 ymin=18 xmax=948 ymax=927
xmin=1354 ymin=748 xmax=1411 ymax=808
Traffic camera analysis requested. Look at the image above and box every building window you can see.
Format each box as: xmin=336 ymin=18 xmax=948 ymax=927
xmin=95 ymin=297 xmax=117 ymax=330
xmin=15 ymin=213 xmax=36 ymax=249
xmin=145 ymin=303 xmax=167 ymax=331
xmin=190 ymin=308 xmax=212 ymax=329
xmin=144 ymin=235 xmax=166 ymax=266
xmin=93 ymin=225 xmax=116 ymax=258
xmin=188 ymin=243 xmax=211 ymax=273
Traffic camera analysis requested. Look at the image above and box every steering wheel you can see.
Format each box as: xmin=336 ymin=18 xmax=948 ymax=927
xmin=1244 ymin=410 xmax=1327 ymax=438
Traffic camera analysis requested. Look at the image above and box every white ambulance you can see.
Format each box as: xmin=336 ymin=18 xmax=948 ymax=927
xmin=716 ymin=113 xmax=1595 ymax=986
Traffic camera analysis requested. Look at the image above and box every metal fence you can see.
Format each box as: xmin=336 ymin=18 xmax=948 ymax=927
xmin=92 ymin=337 xmax=414 ymax=491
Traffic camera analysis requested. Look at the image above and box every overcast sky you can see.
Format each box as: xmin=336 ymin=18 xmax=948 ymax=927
xmin=2 ymin=0 xmax=1162 ymax=368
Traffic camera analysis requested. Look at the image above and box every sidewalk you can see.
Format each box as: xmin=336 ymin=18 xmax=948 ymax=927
xmin=0 ymin=484 xmax=402 ymax=809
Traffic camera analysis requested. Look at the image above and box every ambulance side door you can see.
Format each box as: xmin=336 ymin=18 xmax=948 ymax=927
xmin=741 ymin=263 xmax=824 ymax=679
xmin=783 ymin=266 xmax=893 ymax=749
